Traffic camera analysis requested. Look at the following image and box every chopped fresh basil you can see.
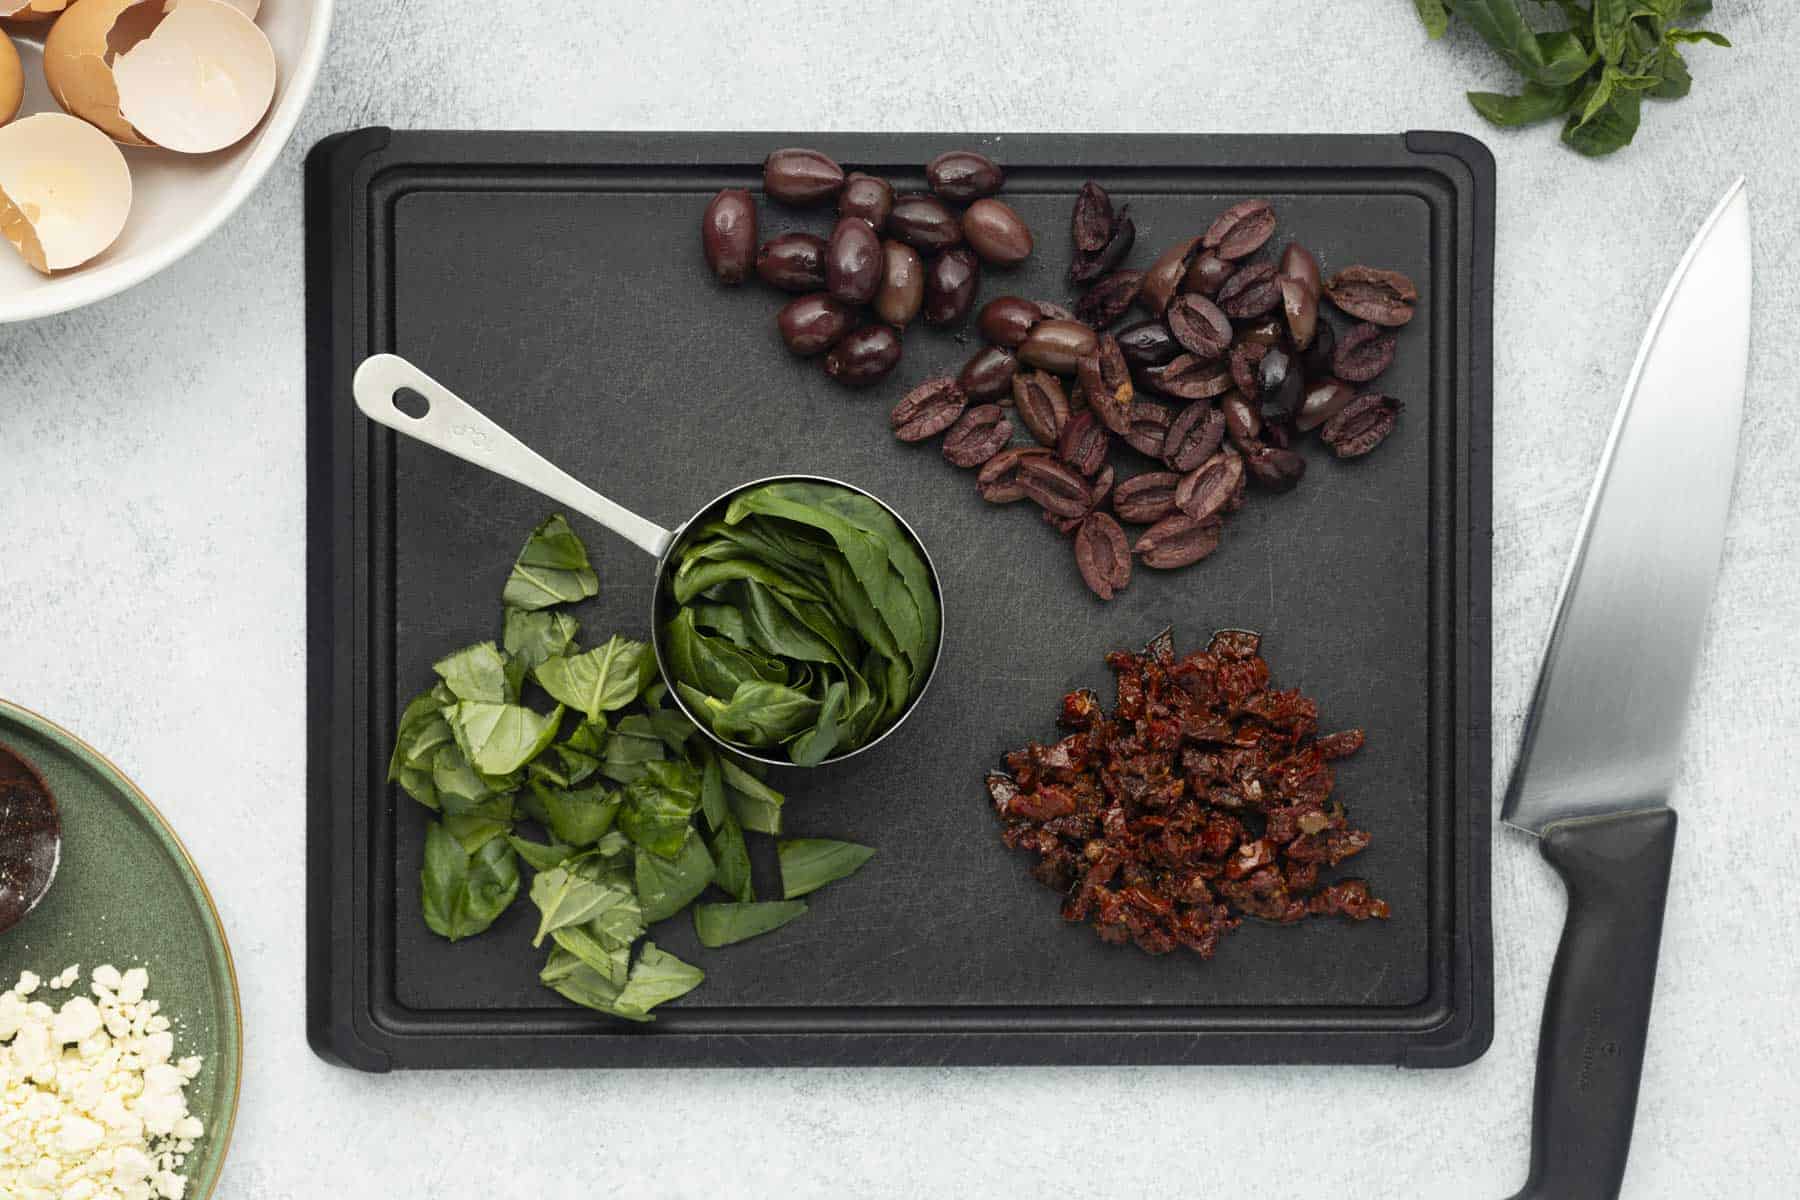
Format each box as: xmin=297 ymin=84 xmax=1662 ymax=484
xmin=394 ymin=513 xmax=857 ymax=1022
xmin=693 ymin=901 xmax=807 ymax=948
xmin=779 ymin=838 xmax=875 ymax=899
xmin=503 ymin=514 xmax=600 ymax=610
xmin=421 ymin=822 xmax=520 ymax=942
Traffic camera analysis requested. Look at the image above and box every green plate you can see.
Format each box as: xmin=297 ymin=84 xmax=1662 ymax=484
xmin=0 ymin=700 xmax=240 ymax=1200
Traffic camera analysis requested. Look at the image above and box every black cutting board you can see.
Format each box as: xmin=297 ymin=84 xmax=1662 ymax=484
xmin=305 ymin=130 xmax=1493 ymax=1069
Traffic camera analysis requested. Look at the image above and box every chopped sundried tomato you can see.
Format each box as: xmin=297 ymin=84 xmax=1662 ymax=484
xmin=986 ymin=629 xmax=1387 ymax=960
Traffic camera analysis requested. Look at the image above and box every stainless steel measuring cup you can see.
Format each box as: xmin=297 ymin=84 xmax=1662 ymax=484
xmin=351 ymin=353 xmax=944 ymax=768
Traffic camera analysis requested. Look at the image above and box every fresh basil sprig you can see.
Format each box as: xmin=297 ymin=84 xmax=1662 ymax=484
xmin=1417 ymin=0 xmax=1729 ymax=156
xmin=391 ymin=514 xmax=875 ymax=1022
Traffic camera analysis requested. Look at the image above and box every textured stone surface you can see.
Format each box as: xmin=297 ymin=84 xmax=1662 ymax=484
xmin=2 ymin=2 xmax=1796 ymax=1197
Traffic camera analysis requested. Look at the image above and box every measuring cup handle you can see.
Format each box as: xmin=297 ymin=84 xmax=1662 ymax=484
xmin=351 ymin=354 xmax=676 ymax=560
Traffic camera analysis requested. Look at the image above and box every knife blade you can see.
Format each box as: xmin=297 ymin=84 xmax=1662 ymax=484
xmin=1503 ymin=179 xmax=1752 ymax=1200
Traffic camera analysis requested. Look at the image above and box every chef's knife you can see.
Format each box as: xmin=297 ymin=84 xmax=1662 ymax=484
xmin=1503 ymin=179 xmax=1752 ymax=1200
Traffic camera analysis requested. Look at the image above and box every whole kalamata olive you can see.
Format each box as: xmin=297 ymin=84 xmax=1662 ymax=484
xmin=958 ymin=344 xmax=1018 ymax=401
xmin=755 ymin=232 xmax=827 ymax=292
xmin=873 ymin=240 xmax=924 ymax=327
xmin=839 ymin=172 xmax=895 ymax=230
xmin=826 ymin=217 xmax=884 ymax=305
xmin=926 ymin=149 xmax=1004 ymax=202
xmin=978 ymin=296 xmax=1045 ymax=348
xmin=776 ymin=293 xmax=854 ymax=357
xmin=824 ymin=325 xmax=903 ymax=387
xmin=889 ymin=194 xmax=964 ymax=253
xmin=763 ymin=147 xmax=845 ymax=206
xmin=702 ymin=188 xmax=757 ymax=284
xmin=961 ymin=198 xmax=1034 ymax=267
xmin=1018 ymin=319 xmax=1099 ymax=374
xmin=923 ymin=247 xmax=981 ymax=327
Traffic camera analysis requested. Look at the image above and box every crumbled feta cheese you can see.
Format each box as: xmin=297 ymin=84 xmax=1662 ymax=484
xmin=1 ymin=965 xmax=206 ymax=1200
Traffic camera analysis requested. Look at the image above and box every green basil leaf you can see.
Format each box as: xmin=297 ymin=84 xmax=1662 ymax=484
xmin=503 ymin=514 xmax=599 ymax=611
xmin=665 ymin=607 xmax=790 ymax=699
xmin=687 ymin=601 xmax=751 ymax=646
xmin=672 ymin=553 xmax=826 ymax=607
xmin=531 ymin=780 xmax=620 ymax=847
xmin=1536 ymin=31 xmax=1596 ymax=84
xmin=693 ymin=901 xmax=807 ymax=948
xmin=1413 ymin=0 xmax=1449 ymax=38
xmin=1593 ymin=0 xmax=1632 ymax=62
xmin=634 ymin=834 xmax=715 ymax=923
xmin=1665 ymin=27 xmax=1729 ymax=46
xmin=740 ymin=580 xmax=844 ymax=666
xmin=447 ymin=701 xmax=565 ymax=776
xmin=1468 ymin=80 xmax=1584 ymax=126
xmin=528 ymin=855 xmax=636 ymax=947
xmin=599 ymin=714 xmax=667 ymax=784
xmin=779 ymin=838 xmax=875 ymax=899
xmin=619 ymin=763 xmax=701 ymax=859
xmin=611 ymin=942 xmax=705 ymax=1019
xmin=789 ymin=679 xmax=848 ymax=767
xmin=539 ymin=944 xmax=630 ymax=1016
xmin=1562 ymin=84 xmax=1642 ymax=155
xmin=803 ymin=485 xmax=938 ymax=665
xmin=719 ymin=756 xmax=784 ymax=835
xmin=421 ymin=823 xmax=520 ymax=942
xmin=724 ymin=487 xmax=927 ymax=675
xmin=697 ymin=749 xmax=728 ymax=832
xmin=549 ymin=717 xmax=607 ymax=785
xmin=1453 ymin=0 xmax=1594 ymax=84
xmin=647 ymin=708 xmax=694 ymax=752
xmin=1647 ymin=44 xmax=1692 ymax=97
xmin=508 ymin=833 xmax=578 ymax=873
xmin=711 ymin=681 xmax=822 ymax=746
xmin=1575 ymin=67 xmax=1620 ymax=126
xmin=502 ymin=608 xmax=580 ymax=673
xmin=433 ymin=642 xmax=511 ymax=703
xmin=534 ymin=635 xmax=654 ymax=721
xmin=549 ymin=927 xmax=632 ymax=988
xmin=442 ymin=812 xmax=511 ymax=853
xmin=707 ymin=809 xmax=753 ymax=902
xmin=430 ymin=745 xmax=514 ymax=818
xmin=390 ymin=685 xmax=456 ymax=809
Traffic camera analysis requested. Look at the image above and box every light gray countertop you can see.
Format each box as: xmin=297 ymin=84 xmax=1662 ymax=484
xmin=3 ymin=2 xmax=1796 ymax=1196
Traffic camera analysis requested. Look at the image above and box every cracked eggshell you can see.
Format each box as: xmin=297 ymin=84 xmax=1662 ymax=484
xmin=113 ymin=0 xmax=274 ymax=153
xmin=1 ymin=35 xmax=21 ymax=126
xmin=42 ymin=0 xmax=157 ymax=145
xmin=164 ymin=0 xmax=258 ymax=18
xmin=0 ymin=112 xmax=132 ymax=273
xmin=2 ymin=1 xmax=73 ymax=22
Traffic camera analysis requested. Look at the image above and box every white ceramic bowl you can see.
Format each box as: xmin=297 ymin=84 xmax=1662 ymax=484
xmin=0 ymin=0 xmax=333 ymax=323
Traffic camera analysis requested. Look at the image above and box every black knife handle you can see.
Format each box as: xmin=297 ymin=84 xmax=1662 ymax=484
xmin=1508 ymin=808 xmax=1677 ymax=1200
